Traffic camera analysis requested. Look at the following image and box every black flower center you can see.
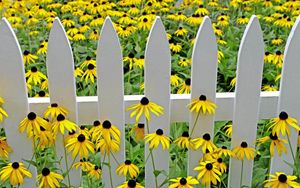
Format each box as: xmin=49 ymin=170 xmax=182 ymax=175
xmin=205 ymin=163 xmax=213 ymax=170
xmin=185 ymin=78 xmax=191 ymax=86
xmin=143 ymin=18 xmax=148 ymax=22
xmin=156 ymin=129 xmax=163 ymax=135
xmin=40 ymin=126 xmax=46 ymax=131
xmin=182 ymin=131 xmax=189 ymax=137
xmin=241 ymin=141 xmax=248 ymax=148
xmin=80 ymin=125 xmax=85 ymax=130
xmin=69 ymin=130 xmax=75 ymax=135
xmin=127 ymin=180 xmax=136 ymax=187
xmin=199 ymin=95 xmax=207 ymax=101
xmin=93 ymin=120 xmax=100 ymax=126
xmin=222 ymin=146 xmax=227 ymax=149
xmin=279 ymin=111 xmax=288 ymax=120
xmin=278 ymin=174 xmax=287 ymax=183
xmin=128 ymin=53 xmax=134 ymax=58
xmin=265 ymin=52 xmax=270 ymax=55
xmin=38 ymin=90 xmax=46 ymax=97
xmin=51 ymin=103 xmax=58 ymax=107
xmin=42 ymin=168 xmax=50 ymax=176
xmin=269 ymin=133 xmax=278 ymax=140
xmin=12 ymin=162 xmax=19 ymax=169
xmin=27 ymin=112 xmax=37 ymax=120
xmin=57 ymin=114 xmax=65 ymax=121
xmin=276 ymin=51 xmax=282 ymax=55
xmin=102 ymin=120 xmax=111 ymax=129
xmin=77 ymin=134 xmax=86 ymax=142
xmin=138 ymin=123 xmax=144 ymax=128
xmin=125 ymin=160 xmax=131 ymax=165
xmin=180 ymin=177 xmax=187 ymax=185
xmin=94 ymin=165 xmax=99 ymax=170
xmin=88 ymin=64 xmax=95 ymax=70
xmin=86 ymin=56 xmax=91 ymax=60
xmin=202 ymin=133 xmax=211 ymax=141
xmin=31 ymin=66 xmax=37 ymax=72
xmin=217 ymin=158 xmax=223 ymax=163
xmin=140 ymin=97 xmax=149 ymax=105
xmin=23 ymin=50 xmax=29 ymax=55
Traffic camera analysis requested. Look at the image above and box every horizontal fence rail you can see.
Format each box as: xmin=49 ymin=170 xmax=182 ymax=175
xmin=29 ymin=92 xmax=279 ymax=124
xmin=0 ymin=13 xmax=299 ymax=188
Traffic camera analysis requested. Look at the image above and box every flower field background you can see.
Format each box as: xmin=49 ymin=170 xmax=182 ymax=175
xmin=0 ymin=0 xmax=299 ymax=188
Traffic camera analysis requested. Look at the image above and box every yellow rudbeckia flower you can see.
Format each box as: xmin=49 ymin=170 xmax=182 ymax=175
xmin=264 ymin=172 xmax=300 ymax=188
xmin=0 ymin=162 xmax=32 ymax=186
xmin=232 ymin=141 xmax=255 ymax=160
xmin=127 ymin=97 xmax=164 ymax=122
xmin=38 ymin=168 xmax=63 ymax=188
xmin=116 ymin=160 xmax=139 ymax=178
xmin=169 ymin=176 xmax=199 ymax=188
xmin=145 ymin=129 xmax=171 ymax=150
xmin=188 ymin=95 xmax=217 ymax=115
xmin=269 ymin=111 xmax=300 ymax=136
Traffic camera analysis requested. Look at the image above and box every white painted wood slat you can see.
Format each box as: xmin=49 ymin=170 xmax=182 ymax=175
xmin=96 ymin=17 xmax=125 ymax=187
xmin=270 ymin=15 xmax=300 ymax=175
xmin=46 ymin=18 xmax=81 ymax=187
xmin=144 ymin=17 xmax=171 ymax=188
xmin=0 ymin=18 xmax=37 ymax=187
xmin=188 ymin=16 xmax=218 ymax=179
xmin=228 ymin=16 xmax=264 ymax=188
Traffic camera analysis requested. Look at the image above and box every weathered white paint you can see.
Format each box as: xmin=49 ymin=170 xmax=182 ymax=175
xmin=144 ymin=17 xmax=171 ymax=188
xmin=188 ymin=16 xmax=218 ymax=181
xmin=270 ymin=15 xmax=300 ymax=175
xmin=96 ymin=17 xmax=125 ymax=187
xmin=0 ymin=18 xmax=37 ymax=187
xmin=229 ymin=16 xmax=264 ymax=188
xmin=46 ymin=18 xmax=81 ymax=186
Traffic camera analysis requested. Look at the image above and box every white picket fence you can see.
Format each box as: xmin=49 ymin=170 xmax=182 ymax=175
xmin=0 ymin=15 xmax=299 ymax=188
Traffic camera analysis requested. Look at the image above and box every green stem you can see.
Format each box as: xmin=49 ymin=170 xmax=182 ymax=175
xmin=101 ymin=151 xmax=107 ymax=169
xmin=287 ymin=135 xmax=296 ymax=164
xmin=27 ymin=129 xmax=38 ymax=170
xmin=146 ymin=120 xmax=159 ymax=188
xmin=62 ymin=136 xmax=71 ymax=187
xmin=110 ymin=151 xmax=120 ymax=166
xmin=190 ymin=111 xmax=201 ymax=137
xmin=108 ymin=153 xmax=114 ymax=188
xmin=240 ymin=160 xmax=244 ymax=188
xmin=64 ymin=157 xmax=77 ymax=178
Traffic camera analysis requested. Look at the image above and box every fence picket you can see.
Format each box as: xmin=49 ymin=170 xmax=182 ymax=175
xmin=269 ymin=15 xmax=300 ymax=175
xmin=228 ymin=16 xmax=264 ymax=187
xmin=0 ymin=18 xmax=37 ymax=187
xmin=96 ymin=17 xmax=125 ymax=187
xmin=188 ymin=16 xmax=218 ymax=180
xmin=46 ymin=18 xmax=80 ymax=186
xmin=144 ymin=17 xmax=171 ymax=188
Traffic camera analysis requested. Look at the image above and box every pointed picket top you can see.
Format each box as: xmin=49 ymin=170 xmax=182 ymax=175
xmin=46 ymin=17 xmax=80 ymax=186
xmin=229 ymin=15 xmax=264 ymax=188
xmin=96 ymin=16 xmax=125 ymax=187
xmin=144 ymin=16 xmax=171 ymax=188
xmin=188 ymin=16 xmax=218 ymax=177
xmin=0 ymin=18 xmax=37 ymax=187
xmin=270 ymin=15 xmax=300 ymax=175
